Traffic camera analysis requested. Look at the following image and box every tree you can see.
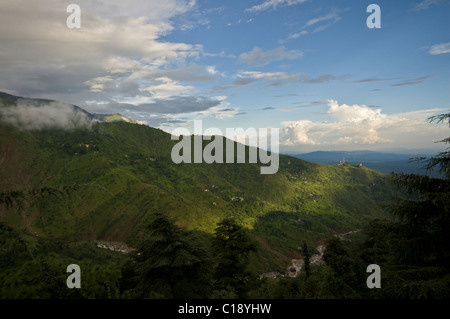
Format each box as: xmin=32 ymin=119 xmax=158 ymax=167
xmin=323 ymin=237 xmax=359 ymax=298
xmin=121 ymin=212 xmax=213 ymax=298
xmin=361 ymin=111 xmax=450 ymax=298
xmin=389 ymin=113 xmax=449 ymax=266
xmin=324 ymin=238 xmax=355 ymax=277
xmin=0 ymin=223 xmax=30 ymax=268
xmin=421 ymin=113 xmax=450 ymax=178
xmin=212 ymin=217 xmax=257 ymax=298
xmin=301 ymin=242 xmax=311 ymax=280
xmin=0 ymin=185 xmax=79 ymax=211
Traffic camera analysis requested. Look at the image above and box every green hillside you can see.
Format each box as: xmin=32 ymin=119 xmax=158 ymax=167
xmin=0 ymin=94 xmax=398 ymax=278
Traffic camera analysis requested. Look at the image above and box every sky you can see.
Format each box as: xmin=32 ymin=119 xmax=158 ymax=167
xmin=0 ymin=0 xmax=449 ymax=154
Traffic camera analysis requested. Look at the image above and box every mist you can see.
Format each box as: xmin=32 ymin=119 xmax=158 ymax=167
xmin=0 ymin=100 xmax=94 ymax=131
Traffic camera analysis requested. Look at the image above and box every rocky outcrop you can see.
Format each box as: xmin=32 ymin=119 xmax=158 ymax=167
xmin=95 ymin=241 xmax=135 ymax=254
xmin=260 ymin=244 xmax=324 ymax=279
xmin=310 ymin=245 xmax=325 ymax=266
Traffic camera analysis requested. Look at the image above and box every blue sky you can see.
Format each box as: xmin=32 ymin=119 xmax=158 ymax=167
xmin=0 ymin=0 xmax=449 ymax=153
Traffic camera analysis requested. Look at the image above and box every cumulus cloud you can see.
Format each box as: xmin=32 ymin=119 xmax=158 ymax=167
xmin=281 ymin=120 xmax=318 ymax=145
xmin=281 ymin=100 xmax=394 ymax=146
xmin=103 ymin=56 xmax=143 ymax=75
xmin=280 ymin=100 xmax=447 ymax=150
xmin=0 ymin=0 xmax=202 ymax=108
xmin=238 ymin=46 xmax=303 ymax=66
xmin=144 ymin=77 xmax=195 ymax=93
xmin=0 ymin=100 xmax=93 ymax=131
xmin=0 ymin=2 xmax=199 ymax=68
xmin=85 ymin=76 xmax=115 ymax=93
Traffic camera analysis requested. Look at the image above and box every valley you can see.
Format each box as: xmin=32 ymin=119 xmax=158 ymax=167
xmin=0 ymin=93 xmax=400 ymax=296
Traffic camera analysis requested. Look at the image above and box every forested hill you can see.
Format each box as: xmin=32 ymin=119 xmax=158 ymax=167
xmin=294 ymin=150 xmax=440 ymax=177
xmin=0 ymin=93 xmax=398 ymax=274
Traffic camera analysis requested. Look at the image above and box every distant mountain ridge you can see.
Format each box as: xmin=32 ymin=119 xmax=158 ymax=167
xmin=293 ymin=150 xmax=439 ymax=177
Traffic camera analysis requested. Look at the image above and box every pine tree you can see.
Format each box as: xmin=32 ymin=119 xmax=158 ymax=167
xmin=212 ymin=217 xmax=257 ymax=298
xmin=301 ymin=242 xmax=311 ymax=280
xmin=323 ymin=237 xmax=359 ymax=298
xmin=122 ymin=212 xmax=213 ymax=298
xmin=389 ymin=112 xmax=450 ymax=267
xmin=361 ymin=112 xmax=450 ymax=298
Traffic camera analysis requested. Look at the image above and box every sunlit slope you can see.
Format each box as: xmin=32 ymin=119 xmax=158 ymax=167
xmin=0 ymin=120 xmax=394 ymax=244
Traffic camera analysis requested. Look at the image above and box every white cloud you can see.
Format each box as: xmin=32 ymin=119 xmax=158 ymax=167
xmin=289 ymin=30 xmax=309 ymax=39
xmin=155 ymin=96 xmax=240 ymax=124
xmin=284 ymin=10 xmax=343 ymax=42
xmin=281 ymin=120 xmax=319 ymax=145
xmin=245 ymin=0 xmax=308 ymax=13
xmin=236 ymin=71 xmax=341 ymax=87
xmin=304 ymin=12 xmax=340 ymax=28
xmin=280 ymin=100 xmax=448 ymax=150
xmin=238 ymin=46 xmax=303 ymax=66
xmin=84 ymin=76 xmax=115 ymax=93
xmin=412 ymin=0 xmax=441 ymax=11
xmin=0 ymin=0 xmax=202 ymax=106
xmin=206 ymin=66 xmax=218 ymax=75
xmin=327 ymin=100 xmax=385 ymax=123
xmin=103 ymin=56 xmax=143 ymax=75
xmin=239 ymin=71 xmax=300 ymax=81
xmin=196 ymin=105 xmax=241 ymax=119
xmin=429 ymin=42 xmax=450 ymax=55
xmin=137 ymin=65 xmax=218 ymax=82
xmin=0 ymin=2 xmax=199 ymax=67
xmin=0 ymin=100 xmax=93 ymax=131
xmin=144 ymin=77 xmax=195 ymax=93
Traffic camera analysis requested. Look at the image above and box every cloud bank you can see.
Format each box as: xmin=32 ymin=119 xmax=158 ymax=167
xmin=0 ymin=0 xmax=232 ymax=129
xmin=280 ymin=100 xmax=447 ymax=151
xmin=0 ymin=101 xmax=93 ymax=131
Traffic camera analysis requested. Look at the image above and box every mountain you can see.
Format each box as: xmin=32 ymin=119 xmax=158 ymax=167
xmin=0 ymin=92 xmax=136 ymax=124
xmin=293 ymin=150 xmax=440 ymax=177
xmin=0 ymin=93 xmax=399 ymax=275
